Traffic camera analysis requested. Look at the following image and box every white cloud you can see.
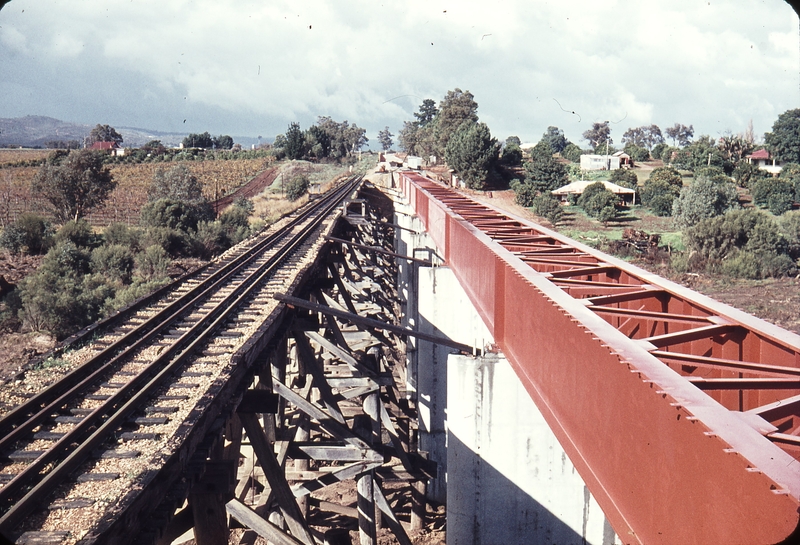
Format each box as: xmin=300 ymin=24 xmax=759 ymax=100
xmin=0 ymin=0 xmax=797 ymax=144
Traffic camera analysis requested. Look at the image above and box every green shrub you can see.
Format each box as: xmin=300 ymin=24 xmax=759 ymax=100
xmin=54 ymin=219 xmax=96 ymax=248
xmin=510 ymin=179 xmax=537 ymax=207
xmin=103 ymin=222 xmax=140 ymax=249
xmin=135 ymin=245 xmax=171 ymax=281
xmin=640 ymin=179 xmax=678 ymax=216
xmin=140 ymin=226 xmax=193 ymax=257
xmin=531 ymin=193 xmax=563 ymax=225
xmin=18 ymin=241 xmax=109 ymax=339
xmin=732 ymin=161 xmax=768 ymax=188
xmin=561 ymin=143 xmax=583 ymax=163
xmin=193 ymin=221 xmax=231 ymax=259
xmin=285 ymin=175 xmax=310 ymax=202
xmin=140 ymin=198 xmax=212 ymax=233
xmin=578 ymin=182 xmax=618 ymax=222
xmin=672 ymin=175 xmax=739 ymax=229
xmin=752 ymin=178 xmax=794 ymax=215
xmin=91 ymin=244 xmax=135 ymax=284
xmin=0 ymin=213 xmax=53 ymax=255
xmin=609 ymin=168 xmax=638 ymax=189
xmin=651 ymin=143 xmax=668 ymax=161
xmin=780 ymin=210 xmax=800 ymax=258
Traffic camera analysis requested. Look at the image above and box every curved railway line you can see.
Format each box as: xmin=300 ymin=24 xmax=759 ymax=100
xmin=0 ymin=174 xmax=364 ymax=542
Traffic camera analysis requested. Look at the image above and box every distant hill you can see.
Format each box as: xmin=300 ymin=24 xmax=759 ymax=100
xmin=0 ymin=116 xmax=262 ymax=149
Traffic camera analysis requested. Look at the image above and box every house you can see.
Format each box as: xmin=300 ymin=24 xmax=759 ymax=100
xmin=746 ymin=149 xmax=782 ymax=175
xmin=90 ymin=141 xmax=125 ymax=157
xmin=580 ymin=154 xmax=621 ymax=171
xmin=551 ymin=180 xmax=637 ymax=205
xmin=612 ymin=150 xmax=633 ymax=168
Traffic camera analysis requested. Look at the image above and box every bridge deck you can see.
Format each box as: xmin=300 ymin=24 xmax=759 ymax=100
xmin=399 ymin=171 xmax=800 ymax=545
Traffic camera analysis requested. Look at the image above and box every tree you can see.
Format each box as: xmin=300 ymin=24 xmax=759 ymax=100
xmin=752 ymin=178 xmax=795 ymax=215
xmin=665 ymin=123 xmax=694 ymax=147
xmin=285 ymin=122 xmax=305 ymax=160
xmin=148 ymin=164 xmax=206 ymax=205
xmin=530 ymin=141 xmax=555 ymax=162
xmin=213 ymin=135 xmax=234 ymax=150
xmin=673 ymin=135 xmax=729 ymax=173
xmin=182 ymin=132 xmax=214 ymax=149
xmin=524 ymin=154 xmax=569 ymax=192
xmin=609 ymin=168 xmax=638 ymax=190
xmin=765 ymin=108 xmax=800 ymax=164
xmin=414 ymin=99 xmax=439 ymax=128
xmin=142 ymin=140 xmax=166 ymax=156
xmin=32 ymin=149 xmax=116 ymax=222
xmin=641 ymin=179 xmax=680 ymax=216
xmin=733 ymin=161 xmax=769 ymax=189
xmin=562 ymin=143 xmax=583 ymax=163
xmin=531 ymin=192 xmax=563 ymax=225
xmin=578 ymin=182 xmax=618 ymax=222
xmin=622 ymin=125 xmax=663 ymax=150
xmin=541 ymin=126 xmax=568 ymax=153
xmin=717 ymin=133 xmax=753 ymax=164
xmin=305 ymin=125 xmax=331 ymax=159
xmin=433 ymin=88 xmax=479 ymax=156
xmin=89 ymin=124 xmax=123 ymax=145
xmin=444 ymin=122 xmax=499 ymax=190
xmin=583 ymin=121 xmax=611 ymax=149
xmin=0 ymin=213 xmax=53 ymax=255
xmin=501 ymin=136 xmax=523 ymax=166
xmin=672 ymin=174 xmax=740 ymax=229
xmin=377 ymin=127 xmax=394 ymax=151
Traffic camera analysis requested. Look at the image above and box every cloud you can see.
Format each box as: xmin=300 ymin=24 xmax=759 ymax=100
xmin=0 ymin=0 xmax=797 ymax=145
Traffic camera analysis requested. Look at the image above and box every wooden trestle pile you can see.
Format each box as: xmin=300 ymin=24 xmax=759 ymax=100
xmin=152 ymin=183 xmax=435 ymax=545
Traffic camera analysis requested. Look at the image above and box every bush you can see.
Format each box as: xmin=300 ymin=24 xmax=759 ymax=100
xmin=0 ymin=213 xmax=53 ymax=255
xmin=624 ymin=144 xmax=650 ymax=162
xmin=17 ymin=241 xmax=109 ymax=338
xmin=531 ymin=193 xmax=563 ymax=225
xmin=578 ymin=182 xmax=618 ymax=222
xmin=524 ymin=156 xmax=569 ymax=192
xmin=732 ymin=161 xmax=769 ymax=189
xmin=140 ymin=198 xmax=213 ymax=233
xmin=54 ymin=219 xmax=96 ymax=248
xmin=752 ymin=178 xmax=795 ymax=216
xmin=140 ymin=226 xmax=192 ymax=257
xmin=672 ymin=175 xmax=739 ymax=229
xmin=103 ymin=222 xmax=140 ymax=249
xmin=640 ymin=179 xmax=679 ymax=216
xmin=285 ymin=175 xmax=310 ymax=202
xmin=193 ymin=221 xmax=231 ymax=259
xmin=510 ymin=179 xmax=537 ymax=207
xmin=135 ymin=245 xmax=171 ymax=282
xmin=683 ymin=209 xmax=795 ymax=278
xmin=609 ymin=168 xmax=639 ymax=189
xmin=91 ymin=244 xmax=135 ymax=284
xmin=780 ymin=210 xmax=800 ymax=258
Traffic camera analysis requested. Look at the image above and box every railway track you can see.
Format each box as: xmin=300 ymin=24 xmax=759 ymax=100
xmin=0 ymin=174 xmax=363 ymax=543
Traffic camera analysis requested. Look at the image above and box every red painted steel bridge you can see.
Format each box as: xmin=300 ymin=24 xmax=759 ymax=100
xmin=398 ymin=171 xmax=800 ymax=545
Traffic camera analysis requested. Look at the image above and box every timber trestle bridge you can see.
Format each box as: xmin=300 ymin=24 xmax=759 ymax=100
xmin=1 ymin=170 xmax=800 ymax=545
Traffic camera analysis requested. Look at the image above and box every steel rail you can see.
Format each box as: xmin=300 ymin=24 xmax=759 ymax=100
xmin=0 ymin=176 xmax=359 ymax=446
xmin=0 ymin=175 xmax=362 ymax=532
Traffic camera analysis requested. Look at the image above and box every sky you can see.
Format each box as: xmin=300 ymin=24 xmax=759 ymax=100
xmin=0 ymin=0 xmax=798 ymax=148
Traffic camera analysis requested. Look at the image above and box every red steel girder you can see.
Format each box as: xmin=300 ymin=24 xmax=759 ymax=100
xmin=399 ymin=171 xmax=800 ymax=545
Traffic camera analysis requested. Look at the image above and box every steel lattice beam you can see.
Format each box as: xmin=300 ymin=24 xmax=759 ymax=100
xmin=399 ymin=171 xmax=800 ymax=545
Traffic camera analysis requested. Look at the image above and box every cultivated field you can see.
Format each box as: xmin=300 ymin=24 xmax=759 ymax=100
xmin=0 ymin=150 xmax=272 ymax=226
